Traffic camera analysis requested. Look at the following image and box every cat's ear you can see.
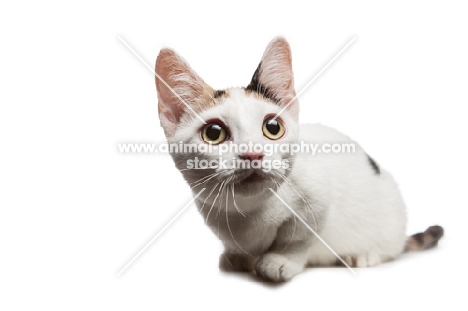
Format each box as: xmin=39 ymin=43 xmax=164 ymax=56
xmin=247 ymin=37 xmax=298 ymax=117
xmin=155 ymin=49 xmax=213 ymax=137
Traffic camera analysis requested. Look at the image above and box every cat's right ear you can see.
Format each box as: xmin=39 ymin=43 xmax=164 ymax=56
xmin=247 ymin=37 xmax=298 ymax=118
xmin=155 ymin=49 xmax=213 ymax=137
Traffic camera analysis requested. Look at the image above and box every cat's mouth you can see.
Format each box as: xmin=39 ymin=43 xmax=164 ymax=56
xmin=232 ymin=170 xmax=268 ymax=185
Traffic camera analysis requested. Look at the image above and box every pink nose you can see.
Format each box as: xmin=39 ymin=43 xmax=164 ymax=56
xmin=239 ymin=153 xmax=264 ymax=161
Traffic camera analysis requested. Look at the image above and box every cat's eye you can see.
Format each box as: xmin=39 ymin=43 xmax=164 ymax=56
xmin=202 ymin=123 xmax=228 ymax=144
xmin=263 ymin=117 xmax=285 ymax=140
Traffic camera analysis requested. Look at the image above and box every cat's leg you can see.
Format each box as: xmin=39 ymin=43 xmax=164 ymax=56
xmin=343 ymin=253 xmax=381 ymax=267
xmin=216 ymin=214 xmax=277 ymax=273
xmin=341 ymin=253 xmax=397 ymax=267
xmin=255 ymin=217 xmax=313 ymax=282
xmin=219 ymin=252 xmax=256 ymax=272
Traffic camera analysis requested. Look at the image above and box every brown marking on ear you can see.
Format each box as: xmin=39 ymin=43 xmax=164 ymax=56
xmin=197 ymin=84 xmax=217 ymax=111
xmin=156 ymin=48 xmax=218 ymax=136
xmin=156 ymin=48 xmax=215 ymax=112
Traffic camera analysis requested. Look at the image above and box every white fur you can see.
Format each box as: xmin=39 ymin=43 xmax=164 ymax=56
xmin=156 ymin=38 xmax=408 ymax=281
xmin=167 ymin=88 xmax=407 ymax=280
xmin=292 ymin=124 xmax=407 ymax=266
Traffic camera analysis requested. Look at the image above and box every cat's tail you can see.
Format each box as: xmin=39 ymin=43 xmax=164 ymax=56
xmin=404 ymin=225 xmax=444 ymax=252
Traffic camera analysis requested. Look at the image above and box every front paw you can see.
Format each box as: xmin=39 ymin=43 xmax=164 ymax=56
xmin=219 ymin=253 xmax=254 ymax=272
xmin=255 ymin=254 xmax=304 ymax=282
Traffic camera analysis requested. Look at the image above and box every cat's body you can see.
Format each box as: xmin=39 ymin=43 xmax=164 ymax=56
xmin=197 ymin=105 xmax=406 ymax=279
xmin=155 ymin=38 xmax=443 ymax=281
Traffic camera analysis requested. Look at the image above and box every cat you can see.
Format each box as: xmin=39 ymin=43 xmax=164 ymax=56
xmin=154 ymin=37 xmax=444 ymax=282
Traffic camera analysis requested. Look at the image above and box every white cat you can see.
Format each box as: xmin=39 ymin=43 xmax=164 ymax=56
xmin=155 ymin=37 xmax=443 ymax=282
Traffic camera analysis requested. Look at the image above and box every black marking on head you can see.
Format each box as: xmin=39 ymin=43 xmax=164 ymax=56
xmin=214 ymin=90 xmax=226 ymax=98
xmin=367 ymin=154 xmax=381 ymax=175
xmin=245 ymin=62 xmax=281 ymax=104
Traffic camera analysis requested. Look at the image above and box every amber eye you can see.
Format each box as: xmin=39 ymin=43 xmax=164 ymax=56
xmin=262 ymin=117 xmax=285 ymax=140
xmin=202 ymin=123 xmax=228 ymax=144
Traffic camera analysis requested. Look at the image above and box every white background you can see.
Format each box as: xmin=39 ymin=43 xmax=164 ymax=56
xmin=1 ymin=1 xmax=467 ymax=310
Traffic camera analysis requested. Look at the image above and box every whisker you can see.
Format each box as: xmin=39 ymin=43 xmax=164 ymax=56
xmin=205 ymin=179 xmax=225 ymax=222
xmin=274 ymin=172 xmax=319 ymax=239
xmin=279 ymin=211 xmax=297 ymax=253
xmin=199 ymin=182 xmax=219 ymax=214
xmin=231 ymin=184 xmax=247 ymax=217
xmin=190 ymin=171 xmax=219 ymax=185
xmin=217 ymin=176 xmax=231 ymax=219
xmin=191 ymin=172 xmax=220 ymax=188
xmin=225 ymin=183 xmax=253 ymax=257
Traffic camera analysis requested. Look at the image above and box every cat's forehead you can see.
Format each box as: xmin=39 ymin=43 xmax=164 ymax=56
xmin=203 ymin=87 xmax=282 ymax=120
xmin=176 ymin=87 xmax=290 ymax=136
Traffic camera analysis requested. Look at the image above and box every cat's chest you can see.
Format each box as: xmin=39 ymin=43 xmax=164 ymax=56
xmin=205 ymin=197 xmax=291 ymax=254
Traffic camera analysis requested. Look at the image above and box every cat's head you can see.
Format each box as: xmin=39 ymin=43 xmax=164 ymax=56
xmin=155 ymin=37 xmax=299 ymax=199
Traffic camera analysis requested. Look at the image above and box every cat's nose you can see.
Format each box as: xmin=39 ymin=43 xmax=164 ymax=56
xmin=239 ymin=153 xmax=264 ymax=161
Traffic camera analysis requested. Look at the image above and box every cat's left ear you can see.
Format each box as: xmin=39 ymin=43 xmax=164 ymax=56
xmin=155 ymin=49 xmax=214 ymax=137
xmin=247 ymin=37 xmax=298 ymax=117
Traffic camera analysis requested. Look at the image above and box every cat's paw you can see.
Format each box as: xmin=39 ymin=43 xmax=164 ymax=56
xmin=255 ymin=254 xmax=304 ymax=282
xmin=219 ymin=253 xmax=254 ymax=272
xmin=343 ymin=253 xmax=381 ymax=268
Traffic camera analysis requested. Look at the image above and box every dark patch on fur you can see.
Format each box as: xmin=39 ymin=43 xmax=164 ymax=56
xmin=245 ymin=62 xmax=281 ymax=104
xmin=426 ymin=225 xmax=444 ymax=240
xmin=214 ymin=90 xmax=226 ymax=98
xmin=367 ymin=154 xmax=380 ymax=175
xmin=412 ymin=232 xmax=425 ymax=245
xmin=405 ymin=225 xmax=444 ymax=252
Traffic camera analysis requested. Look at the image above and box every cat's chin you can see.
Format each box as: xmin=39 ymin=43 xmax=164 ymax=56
xmin=231 ymin=170 xmax=275 ymax=196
